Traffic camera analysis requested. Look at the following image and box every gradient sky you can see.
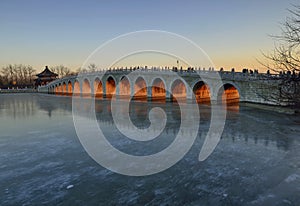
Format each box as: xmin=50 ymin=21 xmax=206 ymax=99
xmin=0 ymin=0 xmax=298 ymax=72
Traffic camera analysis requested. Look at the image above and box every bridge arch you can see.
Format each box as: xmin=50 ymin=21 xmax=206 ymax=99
xmin=56 ymin=84 xmax=59 ymax=94
xmin=151 ymin=77 xmax=166 ymax=101
xmin=134 ymin=76 xmax=147 ymax=99
xmin=192 ymin=81 xmax=211 ymax=104
xmin=94 ymin=78 xmax=103 ymax=98
xmin=62 ymin=82 xmax=67 ymax=95
xmin=217 ymin=82 xmax=240 ymax=104
xmin=57 ymin=83 xmax=62 ymax=95
xmin=106 ymin=76 xmax=116 ymax=97
xmin=119 ymin=76 xmax=131 ymax=97
xmin=67 ymin=81 xmax=73 ymax=95
xmin=73 ymin=80 xmax=80 ymax=95
xmin=170 ymin=78 xmax=187 ymax=102
xmin=54 ymin=85 xmax=57 ymax=94
xmin=82 ymin=78 xmax=91 ymax=97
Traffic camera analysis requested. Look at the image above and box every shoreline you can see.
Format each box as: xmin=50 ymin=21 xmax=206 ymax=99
xmin=0 ymin=89 xmax=37 ymax=94
xmin=241 ymin=102 xmax=299 ymax=115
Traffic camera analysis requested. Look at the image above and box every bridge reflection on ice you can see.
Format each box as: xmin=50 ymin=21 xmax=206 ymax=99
xmin=1 ymin=94 xmax=299 ymax=205
xmin=69 ymin=97 xmax=292 ymax=152
xmin=0 ymin=94 xmax=295 ymax=152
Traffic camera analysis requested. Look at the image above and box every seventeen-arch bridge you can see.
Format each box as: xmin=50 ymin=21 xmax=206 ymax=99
xmin=38 ymin=68 xmax=283 ymax=105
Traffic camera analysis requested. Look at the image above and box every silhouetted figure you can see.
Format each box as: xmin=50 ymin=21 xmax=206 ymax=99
xmin=242 ymin=68 xmax=248 ymax=73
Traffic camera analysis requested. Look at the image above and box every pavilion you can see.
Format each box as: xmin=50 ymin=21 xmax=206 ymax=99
xmin=35 ymin=66 xmax=58 ymax=86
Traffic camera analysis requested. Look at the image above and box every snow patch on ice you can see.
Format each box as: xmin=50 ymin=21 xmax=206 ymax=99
xmin=66 ymin=185 xmax=74 ymax=189
xmin=284 ymin=174 xmax=300 ymax=183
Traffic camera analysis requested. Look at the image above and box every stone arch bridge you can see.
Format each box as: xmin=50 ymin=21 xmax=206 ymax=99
xmin=38 ymin=69 xmax=281 ymax=105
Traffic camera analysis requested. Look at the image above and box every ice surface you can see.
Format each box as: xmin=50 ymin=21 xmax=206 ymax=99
xmin=0 ymin=94 xmax=299 ymax=205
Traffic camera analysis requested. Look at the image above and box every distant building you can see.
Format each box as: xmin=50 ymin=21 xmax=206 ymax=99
xmin=35 ymin=66 xmax=58 ymax=86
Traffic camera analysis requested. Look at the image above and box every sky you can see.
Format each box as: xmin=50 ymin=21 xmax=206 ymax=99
xmin=0 ymin=0 xmax=298 ymax=72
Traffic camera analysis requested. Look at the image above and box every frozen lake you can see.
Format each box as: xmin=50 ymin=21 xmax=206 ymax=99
xmin=0 ymin=94 xmax=300 ymax=205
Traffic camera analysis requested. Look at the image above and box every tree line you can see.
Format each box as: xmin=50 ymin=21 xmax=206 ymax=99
xmin=0 ymin=64 xmax=36 ymax=88
xmin=0 ymin=64 xmax=76 ymax=88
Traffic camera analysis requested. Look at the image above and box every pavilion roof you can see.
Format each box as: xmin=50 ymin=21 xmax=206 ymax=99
xmin=36 ymin=66 xmax=58 ymax=77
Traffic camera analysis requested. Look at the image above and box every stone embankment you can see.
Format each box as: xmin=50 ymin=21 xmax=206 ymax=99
xmin=0 ymin=89 xmax=37 ymax=94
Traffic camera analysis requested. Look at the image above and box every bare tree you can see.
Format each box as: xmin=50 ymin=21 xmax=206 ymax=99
xmin=50 ymin=65 xmax=71 ymax=78
xmin=26 ymin=65 xmax=36 ymax=84
xmin=261 ymin=5 xmax=300 ymax=108
xmin=0 ymin=75 xmax=3 ymax=87
xmin=1 ymin=64 xmax=16 ymax=85
xmin=1 ymin=66 xmax=11 ymax=85
xmin=0 ymin=64 xmax=36 ymax=87
xmin=87 ymin=63 xmax=97 ymax=72
xmin=22 ymin=66 xmax=28 ymax=83
xmin=13 ymin=65 xmax=19 ymax=84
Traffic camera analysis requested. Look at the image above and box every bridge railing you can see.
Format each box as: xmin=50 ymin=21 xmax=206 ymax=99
xmin=46 ymin=67 xmax=297 ymax=87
